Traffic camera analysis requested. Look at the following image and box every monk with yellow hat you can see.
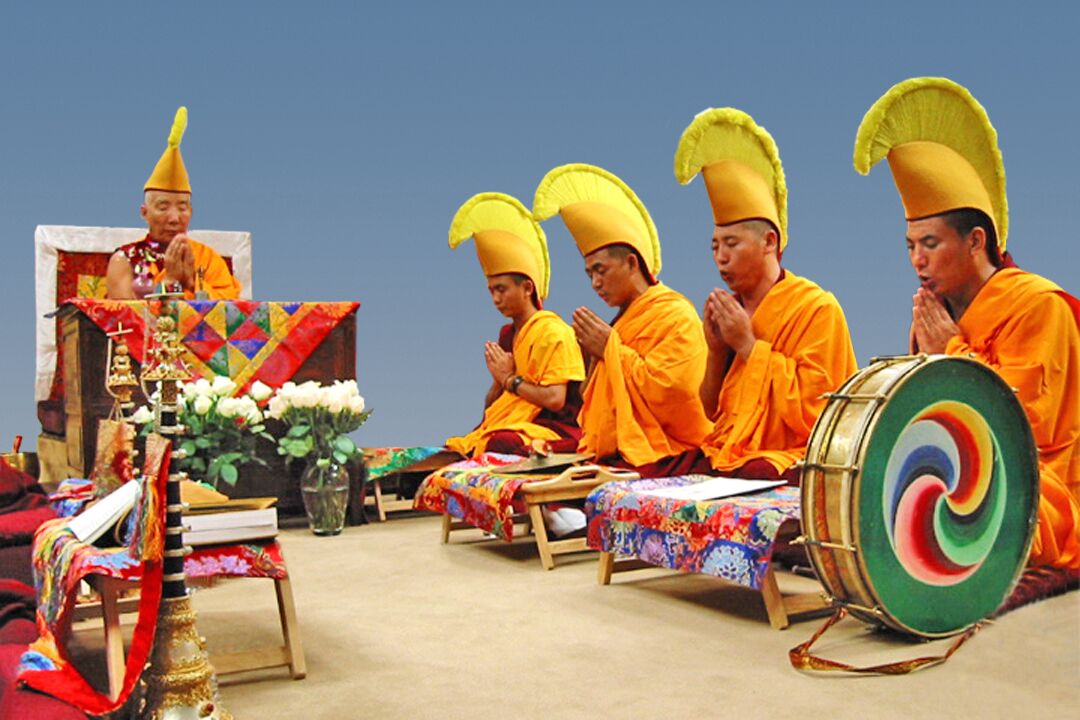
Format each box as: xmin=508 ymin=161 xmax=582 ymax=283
xmin=671 ymin=108 xmax=857 ymax=481
xmin=445 ymin=193 xmax=586 ymax=457
xmin=533 ymin=164 xmax=711 ymax=474
xmin=855 ymin=76 xmax=1080 ymax=569
xmin=106 ymin=107 xmax=241 ymax=300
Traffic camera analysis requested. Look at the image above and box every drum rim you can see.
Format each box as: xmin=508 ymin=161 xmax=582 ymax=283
xmin=804 ymin=353 xmax=1039 ymax=638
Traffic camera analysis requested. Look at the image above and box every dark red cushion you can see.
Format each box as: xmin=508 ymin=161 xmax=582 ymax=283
xmin=0 ymin=458 xmax=46 ymax=511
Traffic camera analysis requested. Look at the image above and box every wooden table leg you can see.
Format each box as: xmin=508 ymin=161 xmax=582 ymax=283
xmin=528 ymin=504 xmax=555 ymax=570
xmin=597 ymin=551 xmax=615 ymax=585
xmin=274 ymin=577 xmax=307 ymax=679
xmin=98 ymin=576 xmax=127 ymax=700
xmin=440 ymin=512 xmax=452 ymax=544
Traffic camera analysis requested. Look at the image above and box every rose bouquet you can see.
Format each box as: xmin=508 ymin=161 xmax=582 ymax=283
xmin=132 ymin=376 xmax=274 ymax=489
xmin=267 ymin=380 xmax=371 ymax=534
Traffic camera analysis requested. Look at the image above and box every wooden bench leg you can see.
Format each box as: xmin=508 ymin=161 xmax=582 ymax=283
xmin=597 ymin=551 xmax=615 ymax=585
xmin=441 ymin=512 xmax=453 ymax=544
xmin=98 ymin=576 xmax=127 ymax=700
xmin=373 ymin=478 xmax=387 ymax=522
xmin=760 ymin=566 xmax=790 ymax=630
xmin=528 ymin=504 xmax=555 ymax=570
xmin=274 ymin=577 xmax=306 ymax=679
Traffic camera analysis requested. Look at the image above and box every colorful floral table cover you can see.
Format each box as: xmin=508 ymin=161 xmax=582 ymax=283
xmin=585 ymin=476 xmax=800 ymax=590
xmin=362 ymin=446 xmax=446 ymax=482
xmin=412 ymin=453 xmax=533 ymax=541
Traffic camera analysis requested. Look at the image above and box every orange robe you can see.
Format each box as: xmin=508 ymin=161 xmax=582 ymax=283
xmin=942 ymin=268 xmax=1080 ymax=569
xmin=703 ymin=272 xmax=857 ymax=473
xmin=125 ymin=236 xmax=242 ymax=300
xmin=446 ymin=310 xmax=585 ymax=457
xmin=578 ymin=283 xmax=711 ymax=467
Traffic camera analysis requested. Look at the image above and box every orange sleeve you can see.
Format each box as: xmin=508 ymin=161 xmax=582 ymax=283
xmin=735 ymin=300 xmax=857 ymax=443
xmin=191 ymin=242 xmax=242 ymax=300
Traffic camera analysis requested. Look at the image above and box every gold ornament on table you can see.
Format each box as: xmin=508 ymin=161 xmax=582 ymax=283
xmin=105 ymin=322 xmax=141 ymax=420
xmin=135 ymin=297 xmax=232 ymax=720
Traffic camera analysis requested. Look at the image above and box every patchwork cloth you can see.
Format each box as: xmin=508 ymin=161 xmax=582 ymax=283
xmin=413 ymin=454 xmax=533 ymax=541
xmin=585 ymin=476 xmax=801 ymax=590
xmin=185 ymin=541 xmax=288 ymax=580
xmin=48 ymin=483 xmax=288 ymax=581
xmin=61 ymin=298 xmax=359 ymax=395
xmin=17 ymin=434 xmax=171 ymax=716
xmin=362 ymin=446 xmax=447 ymax=481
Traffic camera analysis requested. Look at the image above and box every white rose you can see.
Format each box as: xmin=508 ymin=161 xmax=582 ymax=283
xmin=292 ymin=381 xmax=321 ymax=409
xmin=193 ymin=395 xmax=213 ymax=416
xmin=248 ymin=380 xmax=273 ymax=402
xmin=348 ymin=395 xmax=366 ymax=415
xmin=216 ymin=397 xmax=240 ymax=418
xmin=267 ymin=395 xmax=286 ymax=420
xmin=130 ymin=405 xmax=153 ymax=424
xmin=325 ymin=387 xmax=347 ymax=414
xmin=246 ymin=407 xmax=264 ymax=425
xmin=211 ymin=375 xmax=238 ymax=398
xmin=190 ymin=378 xmax=213 ymax=397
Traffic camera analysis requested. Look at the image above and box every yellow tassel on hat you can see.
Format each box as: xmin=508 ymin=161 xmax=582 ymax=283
xmin=532 ymin=164 xmax=661 ymax=277
xmin=449 ymin=193 xmax=551 ymax=299
xmin=854 ymin=77 xmax=1008 ymax=250
xmin=674 ymin=108 xmax=788 ymax=251
xmin=145 ymin=106 xmax=191 ymax=193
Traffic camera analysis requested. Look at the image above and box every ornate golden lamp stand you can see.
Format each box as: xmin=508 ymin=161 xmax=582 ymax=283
xmin=135 ymin=297 xmax=232 ymax=720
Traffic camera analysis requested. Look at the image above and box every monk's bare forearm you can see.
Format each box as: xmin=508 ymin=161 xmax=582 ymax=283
xmin=516 ymin=381 xmax=568 ymax=413
xmin=700 ymin=348 xmax=732 ymax=418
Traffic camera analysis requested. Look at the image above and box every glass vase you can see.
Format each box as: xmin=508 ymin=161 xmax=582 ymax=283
xmin=300 ymin=458 xmax=350 ymax=536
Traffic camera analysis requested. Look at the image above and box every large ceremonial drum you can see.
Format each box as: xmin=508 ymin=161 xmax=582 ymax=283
xmin=800 ymin=355 xmax=1038 ymax=638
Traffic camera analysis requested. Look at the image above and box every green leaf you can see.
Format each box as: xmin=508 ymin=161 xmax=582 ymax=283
xmin=287 ymin=424 xmax=311 ymax=438
xmin=194 ymin=437 xmax=212 ymax=449
xmin=181 ymin=440 xmax=197 ymax=456
xmin=333 ymin=435 xmax=357 ymax=455
xmin=220 ymin=463 xmax=239 ymax=486
xmin=189 ymin=457 xmax=207 ymax=473
xmin=333 ymin=450 xmax=348 ymax=465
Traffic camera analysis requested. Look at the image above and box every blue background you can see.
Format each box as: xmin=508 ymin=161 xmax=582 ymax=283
xmin=1 ymin=1 xmax=1076 ymax=449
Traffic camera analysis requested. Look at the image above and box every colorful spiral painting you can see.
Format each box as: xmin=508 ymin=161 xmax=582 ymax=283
xmin=882 ymin=401 xmax=1005 ymax=586
xmin=851 ymin=357 xmax=1038 ymax=636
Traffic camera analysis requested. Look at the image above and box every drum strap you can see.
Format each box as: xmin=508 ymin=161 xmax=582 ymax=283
xmin=788 ymin=607 xmax=981 ymax=675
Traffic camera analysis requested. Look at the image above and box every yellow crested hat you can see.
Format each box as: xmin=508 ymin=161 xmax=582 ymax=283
xmin=674 ymin=108 xmax=788 ymax=251
xmin=854 ymin=77 xmax=1008 ymax=250
xmin=532 ymin=164 xmax=661 ymax=277
xmin=145 ymin=106 xmax=191 ymax=193
xmin=449 ymin=193 xmax=551 ymax=299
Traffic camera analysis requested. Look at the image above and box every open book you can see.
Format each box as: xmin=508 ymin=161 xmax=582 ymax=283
xmin=66 ymin=480 xmax=142 ymax=544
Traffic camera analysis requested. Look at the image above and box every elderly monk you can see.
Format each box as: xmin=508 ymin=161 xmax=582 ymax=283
xmin=855 ymin=76 xmax=1080 ymax=569
xmin=533 ymin=164 xmax=711 ymax=475
xmin=445 ymin=193 xmax=586 ymax=457
xmin=106 ymin=107 xmax=241 ymax=300
xmin=670 ymin=108 xmax=857 ymax=482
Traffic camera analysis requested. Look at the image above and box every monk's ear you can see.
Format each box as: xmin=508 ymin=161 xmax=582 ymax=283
xmin=140 ymin=204 xmax=149 ymax=221
xmin=763 ymin=227 xmax=780 ymax=254
xmin=968 ymin=225 xmax=988 ymax=257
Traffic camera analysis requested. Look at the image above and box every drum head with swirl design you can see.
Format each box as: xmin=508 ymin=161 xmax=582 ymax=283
xmin=856 ymin=357 xmax=1038 ymax=636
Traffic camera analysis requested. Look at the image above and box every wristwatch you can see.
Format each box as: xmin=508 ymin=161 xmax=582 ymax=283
xmin=508 ymin=375 xmax=525 ymax=395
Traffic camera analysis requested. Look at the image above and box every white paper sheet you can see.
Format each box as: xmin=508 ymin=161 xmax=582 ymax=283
xmin=638 ymin=475 xmax=786 ymax=501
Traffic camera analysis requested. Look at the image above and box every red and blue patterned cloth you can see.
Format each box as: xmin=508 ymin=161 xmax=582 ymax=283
xmin=413 ymin=454 xmax=531 ymax=541
xmin=585 ymin=476 xmax=800 ymax=590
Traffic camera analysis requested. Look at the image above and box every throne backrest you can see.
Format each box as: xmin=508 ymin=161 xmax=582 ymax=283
xmin=34 ymin=225 xmax=253 ymax=403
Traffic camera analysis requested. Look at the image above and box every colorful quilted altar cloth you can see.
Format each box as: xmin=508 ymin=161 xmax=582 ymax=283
xmin=186 ymin=540 xmax=288 ymax=580
xmin=585 ymin=476 xmax=800 ymax=590
xmin=413 ymin=453 xmax=533 ymax=541
xmin=363 ymin=446 xmax=447 ymax=481
xmin=17 ymin=434 xmax=171 ymax=716
xmin=63 ymin=298 xmax=359 ymax=394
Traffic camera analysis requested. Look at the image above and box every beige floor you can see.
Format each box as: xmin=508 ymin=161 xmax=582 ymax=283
xmin=144 ymin=513 xmax=1077 ymax=719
